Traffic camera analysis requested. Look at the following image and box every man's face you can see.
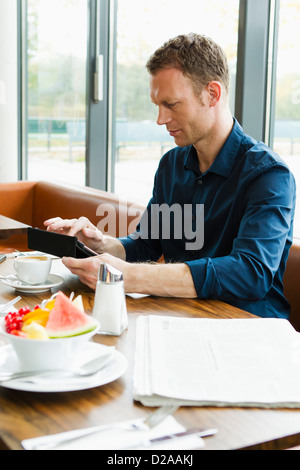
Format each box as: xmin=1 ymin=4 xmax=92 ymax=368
xmin=150 ymin=68 xmax=212 ymax=148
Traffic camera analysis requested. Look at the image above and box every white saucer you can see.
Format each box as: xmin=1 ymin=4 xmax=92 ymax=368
xmin=0 ymin=274 xmax=64 ymax=293
xmin=0 ymin=342 xmax=127 ymax=393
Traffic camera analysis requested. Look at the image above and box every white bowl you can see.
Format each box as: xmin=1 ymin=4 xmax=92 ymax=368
xmin=0 ymin=318 xmax=100 ymax=372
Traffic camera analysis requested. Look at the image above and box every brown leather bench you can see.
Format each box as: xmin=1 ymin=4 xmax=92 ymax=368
xmin=0 ymin=180 xmax=299 ymax=330
xmin=283 ymin=238 xmax=300 ymax=331
xmin=0 ymin=180 xmax=145 ymax=254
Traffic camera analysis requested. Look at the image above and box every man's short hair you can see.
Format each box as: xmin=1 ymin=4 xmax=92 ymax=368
xmin=146 ymin=33 xmax=229 ymax=95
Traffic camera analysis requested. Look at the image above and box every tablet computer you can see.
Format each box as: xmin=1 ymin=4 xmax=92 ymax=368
xmin=27 ymin=227 xmax=98 ymax=259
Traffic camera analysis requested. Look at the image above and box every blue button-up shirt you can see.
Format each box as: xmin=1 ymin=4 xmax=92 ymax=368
xmin=120 ymin=119 xmax=296 ymax=319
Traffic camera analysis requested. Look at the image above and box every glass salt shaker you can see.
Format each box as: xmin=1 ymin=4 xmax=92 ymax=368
xmin=92 ymin=263 xmax=128 ymax=336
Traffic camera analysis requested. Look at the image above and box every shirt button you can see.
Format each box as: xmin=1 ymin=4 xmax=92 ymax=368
xmin=197 ymin=179 xmax=203 ymax=185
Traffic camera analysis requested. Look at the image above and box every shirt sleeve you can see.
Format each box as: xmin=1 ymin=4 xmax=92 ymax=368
xmin=185 ymin=164 xmax=296 ymax=302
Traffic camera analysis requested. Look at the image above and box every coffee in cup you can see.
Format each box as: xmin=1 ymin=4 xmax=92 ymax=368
xmin=14 ymin=256 xmax=52 ymax=285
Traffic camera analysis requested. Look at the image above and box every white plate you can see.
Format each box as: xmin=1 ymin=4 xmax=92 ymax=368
xmin=0 ymin=274 xmax=64 ymax=293
xmin=0 ymin=342 xmax=127 ymax=392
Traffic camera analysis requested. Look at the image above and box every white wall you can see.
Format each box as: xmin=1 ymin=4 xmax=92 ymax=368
xmin=0 ymin=0 xmax=18 ymax=182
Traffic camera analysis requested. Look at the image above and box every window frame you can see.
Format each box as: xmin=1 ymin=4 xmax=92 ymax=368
xmin=235 ymin=0 xmax=280 ymax=144
xmin=86 ymin=0 xmax=114 ymax=190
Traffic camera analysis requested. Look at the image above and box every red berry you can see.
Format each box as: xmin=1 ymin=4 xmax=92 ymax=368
xmin=4 ymin=308 xmax=30 ymax=334
xmin=18 ymin=307 xmax=30 ymax=316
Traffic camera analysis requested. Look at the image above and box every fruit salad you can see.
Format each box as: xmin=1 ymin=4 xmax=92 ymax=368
xmin=4 ymin=291 xmax=97 ymax=340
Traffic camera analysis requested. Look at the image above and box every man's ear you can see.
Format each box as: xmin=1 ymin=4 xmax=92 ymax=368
xmin=206 ymin=81 xmax=222 ymax=107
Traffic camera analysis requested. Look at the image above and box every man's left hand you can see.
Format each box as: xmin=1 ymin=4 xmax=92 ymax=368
xmin=62 ymin=253 xmax=130 ymax=290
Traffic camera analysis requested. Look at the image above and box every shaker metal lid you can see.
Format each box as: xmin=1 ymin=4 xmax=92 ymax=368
xmin=98 ymin=263 xmax=123 ymax=282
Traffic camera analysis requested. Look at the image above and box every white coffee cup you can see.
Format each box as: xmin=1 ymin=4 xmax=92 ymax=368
xmin=14 ymin=256 xmax=52 ymax=285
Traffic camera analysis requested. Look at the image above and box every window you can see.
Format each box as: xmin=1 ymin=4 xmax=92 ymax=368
xmin=25 ymin=0 xmax=88 ymax=185
xmin=113 ymin=0 xmax=239 ymax=205
xmin=273 ymin=0 xmax=300 ymax=237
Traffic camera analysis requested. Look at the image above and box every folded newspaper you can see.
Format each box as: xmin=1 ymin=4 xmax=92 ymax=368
xmin=133 ymin=315 xmax=300 ymax=408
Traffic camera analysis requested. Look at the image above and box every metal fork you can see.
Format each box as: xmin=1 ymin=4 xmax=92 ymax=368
xmin=28 ymin=405 xmax=178 ymax=450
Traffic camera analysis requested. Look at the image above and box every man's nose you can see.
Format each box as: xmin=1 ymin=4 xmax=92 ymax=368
xmin=156 ymin=107 xmax=172 ymax=126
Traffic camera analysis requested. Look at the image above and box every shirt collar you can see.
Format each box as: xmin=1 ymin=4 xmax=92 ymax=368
xmin=184 ymin=118 xmax=244 ymax=177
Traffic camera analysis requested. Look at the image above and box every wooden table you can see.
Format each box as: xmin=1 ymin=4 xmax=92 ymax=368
xmin=0 ymin=215 xmax=29 ymax=240
xmin=0 ymin=258 xmax=300 ymax=451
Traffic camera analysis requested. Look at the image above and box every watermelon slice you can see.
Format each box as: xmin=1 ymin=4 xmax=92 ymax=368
xmin=46 ymin=291 xmax=98 ymax=338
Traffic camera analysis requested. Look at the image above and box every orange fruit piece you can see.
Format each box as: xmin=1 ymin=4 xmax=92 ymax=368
xmin=22 ymin=308 xmax=51 ymax=327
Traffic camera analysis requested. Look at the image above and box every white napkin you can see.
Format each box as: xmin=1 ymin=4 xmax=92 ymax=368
xmin=22 ymin=416 xmax=204 ymax=451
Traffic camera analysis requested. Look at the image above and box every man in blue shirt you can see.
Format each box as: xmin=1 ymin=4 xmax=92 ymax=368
xmin=44 ymin=34 xmax=296 ymax=319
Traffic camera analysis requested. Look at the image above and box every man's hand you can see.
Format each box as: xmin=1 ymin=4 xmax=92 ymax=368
xmin=44 ymin=216 xmax=126 ymax=259
xmin=62 ymin=253 xmax=130 ymax=290
xmin=44 ymin=216 xmax=106 ymax=254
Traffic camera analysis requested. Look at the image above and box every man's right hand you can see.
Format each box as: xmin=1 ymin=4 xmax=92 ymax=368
xmin=44 ymin=216 xmax=104 ymax=254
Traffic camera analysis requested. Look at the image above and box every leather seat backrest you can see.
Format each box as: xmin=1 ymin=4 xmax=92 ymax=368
xmin=0 ymin=181 xmax=35 ymax=225
xmin=283 ymin=240 xmax=300 ymax=331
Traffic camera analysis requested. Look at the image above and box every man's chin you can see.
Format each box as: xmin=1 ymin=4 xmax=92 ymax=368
xmin=173 ymin=136 xmax=190 ymax=147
